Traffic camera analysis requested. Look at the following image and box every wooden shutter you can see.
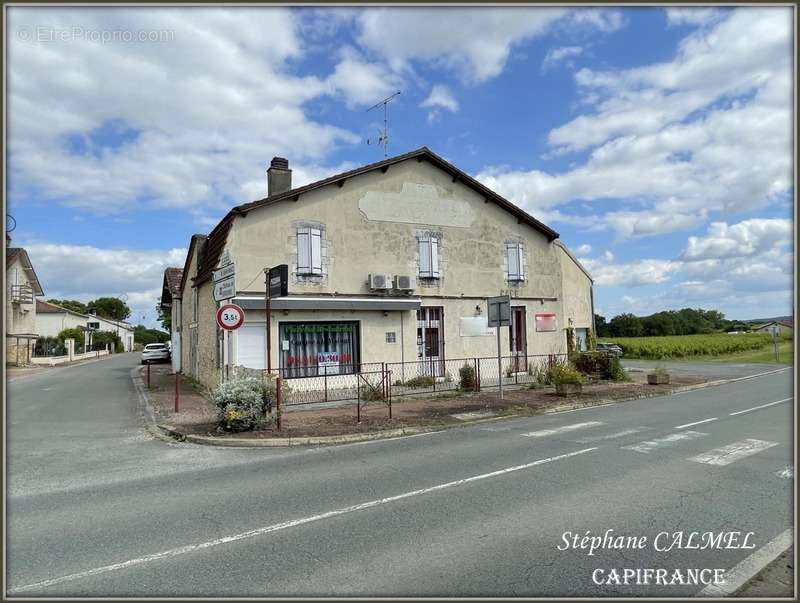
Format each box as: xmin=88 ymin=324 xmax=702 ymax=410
xmin=507 ymin=243 xmax=520 ymax=280
xmin=310 ymin=228 xmax=322 ymax=274
xmin=430 ymin=236 xmax=440 ymax=278
xmin=418 ymin=236 xmax=431 ymax=277
xmin=297 ymin=228 xmax=311 ymax=274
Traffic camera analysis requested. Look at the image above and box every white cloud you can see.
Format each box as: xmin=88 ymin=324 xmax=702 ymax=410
xmin=421 ymin=84 xmax=459 ymax=112
xmin=325 ymin=46 xmax=401 ymax=108
xmin=356 ymin=8 xmax=622 ymax=84
xmin=7 ymin=8 xmax=360 ymax=216
xmin=681 ymin=219 xmax=793 ymax=260
xmin=476 ymin=8 xmax=792 ymax=239
xmin=542 ymin=46 xmax=583 ymax=71
xmin=24 ymin=241 xmax=186 ymax=327
xmin=579 ymin=257 xmax=681 ymax=287
xmin=574 ymin=243 xmax=592 ymax=255
xmin=665 ymin=8 xmax=722 ymax=27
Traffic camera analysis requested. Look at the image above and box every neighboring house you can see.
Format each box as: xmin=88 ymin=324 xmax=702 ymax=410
xmin=176 ymin=147 xmax=594 ymax=390
xmin=35 ymin=299 xmax=136 ymax=351
xmin=6 ymin=247 xmax=44 ymax=365
xmin=753 ymin=320 xmax=794 ymax=337
xmin=160 ymin=267 xmax=184 ymax=372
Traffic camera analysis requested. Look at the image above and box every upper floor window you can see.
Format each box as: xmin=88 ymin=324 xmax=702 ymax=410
xmin=506 ymin=242 xmax=525 ymax=281
xmin=193 ymin=287 xmax=199 ymax=322
xmin=297 ymin=227 xmax=322 ymax=275
xmin=418 ymin=235 xmax=440 ymax=278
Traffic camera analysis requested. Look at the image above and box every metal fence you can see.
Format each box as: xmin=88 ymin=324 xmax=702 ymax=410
xmin=258 ymin=353 xmax=568 ymax=407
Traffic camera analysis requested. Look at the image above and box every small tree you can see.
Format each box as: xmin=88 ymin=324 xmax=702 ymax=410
xmin=87 ymin=297 xmax=131 ymax=321
xmin=92 ymin=330 xmax=123 ymax=353
xmin=58 ymin=327 xmax=86 ymax=353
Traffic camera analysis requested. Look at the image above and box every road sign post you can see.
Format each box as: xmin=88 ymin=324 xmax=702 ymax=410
xmin=264 ymin=265 xmax=288 ymax=374
xmin=487 ymin=295 xmax=511 ymax=399
xmin=216 ymin=304 xmax=245 ymax=331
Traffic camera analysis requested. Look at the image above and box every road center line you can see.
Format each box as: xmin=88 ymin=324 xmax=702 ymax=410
xmin=8 ymin=447 xmax=597 ymax=594
xmin=674 ymin=417 xmax=717 ymax=429
xmin=729 ymin=398 xmax=792 ymax=416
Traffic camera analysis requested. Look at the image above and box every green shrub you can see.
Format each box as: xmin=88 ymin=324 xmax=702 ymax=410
xmin=359 ymin=381 xmax=385 ymax=401
xmin=458 ymin=363 xmax=476 ymax=390
xmin=572 ymin=351 xmax=628 ymax=382
xmin=403 ymin=375 xmax=435 ymax=388
xmin=212 ymin=376 xmax=275 ymax=432
xmin=549 ymin=365 xmax=583 ymax=385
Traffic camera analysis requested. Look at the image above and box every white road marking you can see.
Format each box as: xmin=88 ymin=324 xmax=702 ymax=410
xmin=7 ymin=447 xmax=598 ymax=594
xmin=520 ymin=421 xmax=604 ymax=438
xmin=729 ymin=398 xmax=792 ymax=416
xmin=776 ymin=466 xmax=793 ymax=479
xmin=450 ymin=410 xmax=497 ymax=421
xmin=545 ymin=403 xmax=613 ymax=415
xmin=698 ymin=528 xmax=793 ymax=596
xmin=622 ymin=430 xmax=708 ymax=453
xmin=689 ymin=439 xmax=779 ymax=466
xmin=575 ymin=427 xmax=645 ymax=443
xmin=674 ymin=417 xmax=717 ymax=429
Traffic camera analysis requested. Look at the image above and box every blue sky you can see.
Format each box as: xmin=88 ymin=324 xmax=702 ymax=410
xmin=7 ymin=6 xmax=794 ymax=328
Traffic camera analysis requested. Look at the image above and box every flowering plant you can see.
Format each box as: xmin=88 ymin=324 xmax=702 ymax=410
xmin=212 ymin=376 xmax=275 ymax=432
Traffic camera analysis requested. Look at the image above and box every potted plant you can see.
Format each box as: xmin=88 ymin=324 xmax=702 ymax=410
xmin=647 ymin=366 xmax=670 ymax=385
xmin=551 ymin=365 xmax=584 ymax=396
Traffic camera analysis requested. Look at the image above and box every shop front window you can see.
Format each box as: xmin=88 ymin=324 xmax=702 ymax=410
xmin=279 ymin=321 xmax=360 ymax=378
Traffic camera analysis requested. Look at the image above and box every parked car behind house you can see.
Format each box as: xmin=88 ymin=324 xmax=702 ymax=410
xmin=141 ymin=343 xmax=170 ymax=364
xmin=597 ymin=342 xmax=624 ymax=357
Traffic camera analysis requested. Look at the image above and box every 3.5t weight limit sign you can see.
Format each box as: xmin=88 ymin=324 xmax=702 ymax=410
xmin=216 ymin=304 xmax=244 ymax=331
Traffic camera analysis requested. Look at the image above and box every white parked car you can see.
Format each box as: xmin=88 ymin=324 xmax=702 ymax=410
xmin=141 ymin=343 xmax=170 ymax=364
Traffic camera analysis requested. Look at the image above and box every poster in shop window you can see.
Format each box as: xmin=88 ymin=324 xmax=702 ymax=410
xmin=317 ymin=351 xmax=340 ymax=375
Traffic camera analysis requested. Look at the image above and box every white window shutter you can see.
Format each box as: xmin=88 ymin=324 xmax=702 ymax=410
xmin=507 ymin=243 xmax=520 ymax=280
xmin=310 ymin=228 xmax=322 ymax=274
xmin=431 ymin=237 xmax=440 ymax=277
xmin=297 ymin=228 xmax=310 ymax=273
xmin=517 ymin=244 xmax=525 ymax=280
xmin=418 ymin=236 xmax=431 ymax=277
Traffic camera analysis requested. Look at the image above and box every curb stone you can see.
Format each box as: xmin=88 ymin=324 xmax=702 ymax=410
xmin=132 ymin=366 xmax=791 ymax=448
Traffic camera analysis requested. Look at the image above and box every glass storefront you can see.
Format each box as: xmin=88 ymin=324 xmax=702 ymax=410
xmin=279 ymin=321 xmax=360 ymax=378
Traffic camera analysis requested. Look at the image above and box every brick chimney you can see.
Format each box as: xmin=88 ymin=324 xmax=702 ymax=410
xmin=267 ymin=157 xmax=292 ymax=196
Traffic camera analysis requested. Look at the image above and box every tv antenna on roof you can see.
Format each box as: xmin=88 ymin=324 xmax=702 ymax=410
xmin=366 ymin=90 xmax=401 ymax=158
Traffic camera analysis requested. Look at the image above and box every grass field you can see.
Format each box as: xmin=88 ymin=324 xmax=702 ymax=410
xmin=606 ymin=333 xmax=793 ymax=362
xmin=702 ymin=340 xmax=794 ymax=364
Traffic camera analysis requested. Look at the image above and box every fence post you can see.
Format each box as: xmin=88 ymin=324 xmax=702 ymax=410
xmin=476 ymin=358 xmax=481 ymax=392
xmin=324 ymin=371 xmax=328 ymax=403
xmin=388 ymin=370 xmax=393 ymax=419
xmin=473 ymin=358 xmax=479 ymax=392
xmin=174 ymin=371 xmax=180 ymax=412
xmin=381 ymin=362 xmax=386 ymax=400
xmin=276 ymin=376 xmax=282 ymax=431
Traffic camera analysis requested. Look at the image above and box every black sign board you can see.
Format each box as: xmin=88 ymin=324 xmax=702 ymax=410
xmin=268 ymin=264 xmax=288 ymax=298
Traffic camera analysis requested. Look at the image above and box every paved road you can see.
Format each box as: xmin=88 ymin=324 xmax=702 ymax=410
xmin=6 ymin=354 xmax=794 ymax=597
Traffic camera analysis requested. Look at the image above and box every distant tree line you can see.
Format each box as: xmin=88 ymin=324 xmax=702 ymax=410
xmin=595 ymin=308 xmax=754 ymax=338
xmin=134 ymin=325 xmax=170 ymax=346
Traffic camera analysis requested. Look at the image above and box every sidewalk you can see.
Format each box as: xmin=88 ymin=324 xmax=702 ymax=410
xmin=737 ymin=546 xmax=793 ymax=597
xmin=140 ymin=364 xmax=708 ymax=442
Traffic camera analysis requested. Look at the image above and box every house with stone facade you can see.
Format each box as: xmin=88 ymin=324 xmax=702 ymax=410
xmin=172 ymin=147 xmax=594 ymax=391
xmin=5 ymin=246 xmax=44 ymax=365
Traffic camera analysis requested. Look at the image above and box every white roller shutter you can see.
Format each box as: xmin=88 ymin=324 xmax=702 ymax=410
xmin=236 ymin=324 xmax=266 ymax=369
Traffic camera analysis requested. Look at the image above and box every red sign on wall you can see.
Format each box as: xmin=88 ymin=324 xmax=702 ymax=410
xmin=535 ymin=313 xmax=557 ymax=332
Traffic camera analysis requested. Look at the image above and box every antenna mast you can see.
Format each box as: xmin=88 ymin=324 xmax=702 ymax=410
xmin=367 ymin=90 xmax=401 ymax=158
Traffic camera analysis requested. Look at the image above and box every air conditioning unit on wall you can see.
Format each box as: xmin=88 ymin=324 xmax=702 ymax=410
xmin=394 ymin=275 xmax=416 ymax=291
xmin=368 ymin=274 xmax=393 ymax=290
